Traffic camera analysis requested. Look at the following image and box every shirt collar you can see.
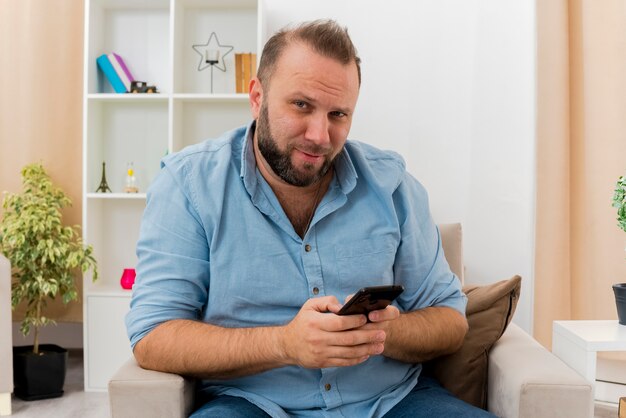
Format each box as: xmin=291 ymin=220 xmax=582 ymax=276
xmin=240 ymin=120 xmax=358 ymax=196
xmin=240 ymin=121 xmax=258 ymax=196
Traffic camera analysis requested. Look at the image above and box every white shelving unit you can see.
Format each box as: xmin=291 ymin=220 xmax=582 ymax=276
xmin=82 ymin=0 xmax=265 ymax=391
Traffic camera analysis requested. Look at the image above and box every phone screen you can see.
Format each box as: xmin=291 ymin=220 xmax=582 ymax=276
xmin=336 ymin=285 xmax=404 ymax=316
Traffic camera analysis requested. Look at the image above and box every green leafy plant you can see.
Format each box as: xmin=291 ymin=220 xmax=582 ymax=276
xmin=0 ymin=163 xmax=97 ymax=354
xmin=614 ymin=174 xmax=626 ymax=234
xmin=613 ymin=173 xmax=626 ymax=258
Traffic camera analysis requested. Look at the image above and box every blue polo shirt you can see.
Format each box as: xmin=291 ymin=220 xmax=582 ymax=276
xmin=126 ymin=122 xmax=466 ymax=418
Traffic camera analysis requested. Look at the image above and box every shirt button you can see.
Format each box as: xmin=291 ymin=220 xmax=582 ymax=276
xmin=325 ymin=383 xmax=331 ymax=391
xmin=313 ymin=287 xmax=319 ymax=295
xmin=305 ymin=244 xmax=312 ymax=252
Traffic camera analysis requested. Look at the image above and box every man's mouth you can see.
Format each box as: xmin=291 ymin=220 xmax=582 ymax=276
xmin=295 ymin=148 xmax=325 ymax=163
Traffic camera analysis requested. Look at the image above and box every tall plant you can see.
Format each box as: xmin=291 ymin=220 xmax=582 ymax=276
xmin=614 ymin=174 xmax=626 ymax=235
xmin=0 ymin=163 xmax=98 ymax=354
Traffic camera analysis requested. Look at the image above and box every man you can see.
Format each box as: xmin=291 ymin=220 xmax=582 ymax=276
xmin=126 ymin=20 xmax=495 ymax=418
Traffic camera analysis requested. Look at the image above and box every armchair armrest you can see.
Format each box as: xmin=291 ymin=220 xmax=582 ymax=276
xmin=488 ymin=323 xmax=593 ymax=418
xmin=108 ymin=358 xmax=196 ymax=418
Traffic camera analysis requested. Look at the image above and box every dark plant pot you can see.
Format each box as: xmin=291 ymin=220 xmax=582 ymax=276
xmin=613 ymin=283 xmax=626 ymax=325
xmin=13 ymin=344 xmax=68 ymax=401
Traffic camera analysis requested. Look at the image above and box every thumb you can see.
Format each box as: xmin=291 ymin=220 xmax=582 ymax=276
xmin=304 ymin=295 xmax=341 ymax=313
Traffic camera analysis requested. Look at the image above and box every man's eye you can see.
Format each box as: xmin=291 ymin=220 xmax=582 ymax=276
xmin=293 ymin=101 xmax=307 ymax=108
xmin=331 ymin=111 xmax=346 ymax=118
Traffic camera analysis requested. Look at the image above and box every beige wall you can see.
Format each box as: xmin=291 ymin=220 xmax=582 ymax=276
xmin=534 ymin=0 xmax=626 ymax=347
xmin=534 ymin=0 xmax=572 ymax=347
xmin=569 ymin=0 xmax=626 ymax=318
xmin=0 ymin=0 xmax=84 ymax=322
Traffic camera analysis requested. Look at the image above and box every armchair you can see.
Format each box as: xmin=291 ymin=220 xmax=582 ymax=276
xmin=109 ymin=224 xmax=593 ymax=418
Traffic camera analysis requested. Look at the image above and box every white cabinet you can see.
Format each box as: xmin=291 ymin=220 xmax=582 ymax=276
xmin=82 ymin=0 xmax=265 ymax=391
xmin=85 ymin=295 xmax=133 ymax=390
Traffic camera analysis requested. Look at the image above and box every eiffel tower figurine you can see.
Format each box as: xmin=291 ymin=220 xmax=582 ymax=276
xmin=95 ymin=162 xmax=112 ymax=193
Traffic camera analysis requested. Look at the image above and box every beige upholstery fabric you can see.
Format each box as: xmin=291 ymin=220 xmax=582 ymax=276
xmin=0 ymin=255 xmax=13 ymax=415
xmin=489 ymin=323 xmax=593 ymax=418
xmin=438 ymin=223 xmax=464 ymax=283
xmin=108 ymin=358 xmax=195 ymax=418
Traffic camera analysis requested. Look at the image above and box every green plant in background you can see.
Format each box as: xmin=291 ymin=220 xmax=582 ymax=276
xmin=0 ymin=163 xmax=97 ymax=354
xmin=613 ymin=173 xmax=626 ymax=236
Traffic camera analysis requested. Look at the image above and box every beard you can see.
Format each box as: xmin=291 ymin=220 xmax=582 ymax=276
xmin=256 ymin=103 xmax=337 ymax=187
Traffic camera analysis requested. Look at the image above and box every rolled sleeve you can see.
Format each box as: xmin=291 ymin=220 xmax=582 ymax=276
xmin=392 ymin=175 xmax=467 ymax=316
xmin=126 ymin=162 xmax=210 ymax=349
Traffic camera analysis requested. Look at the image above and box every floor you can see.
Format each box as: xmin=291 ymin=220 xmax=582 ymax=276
xmin=6 ymin=350 xmax=620 ymax=418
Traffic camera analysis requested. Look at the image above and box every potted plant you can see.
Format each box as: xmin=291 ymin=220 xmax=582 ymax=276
xmin=0 ymin=163 xmax=98 ymax=400
xmin=611 ymin=173 xmax=626 ymax=324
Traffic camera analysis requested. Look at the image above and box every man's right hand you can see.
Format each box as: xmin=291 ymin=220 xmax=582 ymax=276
xmin=279 ymin=296 xmax=387 ymax=368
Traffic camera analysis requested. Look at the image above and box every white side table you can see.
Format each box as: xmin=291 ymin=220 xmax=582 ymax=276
xmin=553 ymin=320 xmax=626 ymax=401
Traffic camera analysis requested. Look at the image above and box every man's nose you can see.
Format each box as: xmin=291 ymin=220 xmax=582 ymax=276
xmin=304 ymin=113 xmax=331 ymax=146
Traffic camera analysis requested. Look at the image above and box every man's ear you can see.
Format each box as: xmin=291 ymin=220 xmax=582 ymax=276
xmin=249 ymin=77 xmax=263 ymax=119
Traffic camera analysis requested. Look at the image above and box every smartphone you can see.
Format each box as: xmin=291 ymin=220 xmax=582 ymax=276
xmin=336 ymin=285 xmax=404 ymax=316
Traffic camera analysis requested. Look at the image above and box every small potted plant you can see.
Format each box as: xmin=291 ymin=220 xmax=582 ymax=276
xmin=611 ymin=173 xmax=626 ymax=325
xmin=0 ymin=163 xmax=98 ymax=400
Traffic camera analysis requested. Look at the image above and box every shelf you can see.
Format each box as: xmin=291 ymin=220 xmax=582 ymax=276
xmin=87 ymin=193 xmax=147 ymax=199
xmin=86 ymin=93 xmax=249 ymax=103
xmin=90 ymin=0 xmax=169 ymax=8
xmin=86 ymin=100 xmax=168 ymax=193
xmin=177 ymin=0 xmax=257 ymax=8
xmin=172 ymin=0 xmax=258 ymax=94
xmin=87 ymin=94 xmax=168 ymax=102
xmin=172 ymin=93 xmax=250 ymax=101
xmin=84 ymin=198 xmax=144 ymax=290
xmin=85 ymin=284 xmax=133 ymax=298
xmin=86 ymin=0 xmax=170 ymax=94
xmin=172 ymin=99 xmax=251 ymax=151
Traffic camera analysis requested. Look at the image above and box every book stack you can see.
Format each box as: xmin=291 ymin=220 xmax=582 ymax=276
xmin=96 ymin=53 xmax=135 ymax=93
xmin=234 ymin=53 xmax=257 ymax=93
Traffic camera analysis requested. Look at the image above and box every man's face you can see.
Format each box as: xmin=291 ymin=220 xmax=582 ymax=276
xmin=252 ymin=43 xmax=360 ymax=187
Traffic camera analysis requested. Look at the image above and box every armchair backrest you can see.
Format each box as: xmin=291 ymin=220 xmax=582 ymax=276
xmin=438 ymin=223 xmax=464 ymax=284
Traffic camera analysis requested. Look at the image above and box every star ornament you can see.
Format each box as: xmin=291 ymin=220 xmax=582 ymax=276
xmin=192 ymin=32 xmax=234 ymax=72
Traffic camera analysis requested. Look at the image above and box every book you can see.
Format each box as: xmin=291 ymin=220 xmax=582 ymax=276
xmin=96 ymin=54 xmax=126 ymax=93
xmin=250 ymin=53 xmax=257 ymax=81
xmin=235 ymin=54 xmax=243 ymax=93
xmin=108 ymin=53 xmax=134 ymax=92
xmin=242 ymin=53 xmax=251 ymax=93
xmin=234 ymin=53 xmax=257 ymax=93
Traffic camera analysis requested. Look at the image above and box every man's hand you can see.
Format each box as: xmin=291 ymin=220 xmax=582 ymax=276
xmin=279 ymin=296 xmax=388 ymax=369
xmin=338 ymin=294 xmax=401 ymax=352
xmin=335 ymin=294 xmax=467 ymax=363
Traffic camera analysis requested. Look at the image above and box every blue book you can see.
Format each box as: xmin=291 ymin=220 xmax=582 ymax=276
xmin=96 ymin=54 xmax=127 ymax=93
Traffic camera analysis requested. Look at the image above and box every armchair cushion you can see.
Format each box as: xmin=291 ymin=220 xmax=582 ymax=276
xmin=425 ymin=275 xmax=521 ymax=409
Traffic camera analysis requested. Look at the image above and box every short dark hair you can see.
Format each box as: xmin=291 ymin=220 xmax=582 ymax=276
xmin=257 ymin=19 xmax=361 ymax=89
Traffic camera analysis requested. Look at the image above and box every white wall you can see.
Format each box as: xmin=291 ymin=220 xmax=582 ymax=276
xmin=264 ymin=0 xmax=537 ymax=332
